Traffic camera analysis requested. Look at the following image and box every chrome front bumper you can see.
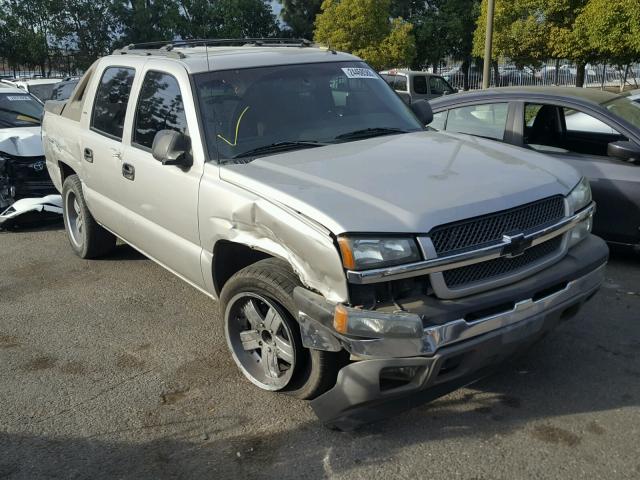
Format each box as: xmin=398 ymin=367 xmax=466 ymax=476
xmin=297 ymin=261 xmax=605 ymax=359
xmin=295 ymin=235 xmax=608 ymax=429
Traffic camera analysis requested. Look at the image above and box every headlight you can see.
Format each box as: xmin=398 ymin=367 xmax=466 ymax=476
xmin=567 ymin=177 xmax=592 ymax=213
xmin=338 ymin=236 xmax=421 ymax=270
xmin=566 ymin=178 xmax=594 ymax=247
xmin=568 ymin=214 xmax=593 ymax=247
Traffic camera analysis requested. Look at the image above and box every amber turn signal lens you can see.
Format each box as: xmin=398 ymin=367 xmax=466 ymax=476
xmin=337 ymin=237 xmax=355 ymax=270
xmin=333 ymin=305 xmax=349 ymax=334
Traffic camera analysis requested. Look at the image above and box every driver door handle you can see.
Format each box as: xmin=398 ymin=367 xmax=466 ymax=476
xmin=122 ymin=163 xmax=135 ymax=181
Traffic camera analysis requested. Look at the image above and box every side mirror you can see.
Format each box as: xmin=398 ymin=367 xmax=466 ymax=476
xmin=152 ymin=130 xmax=191 ymax=167
xmin=410 ymin=99 xmax=433 ymax=125
xmin=607 ymin=140 xmax=640 ymax=163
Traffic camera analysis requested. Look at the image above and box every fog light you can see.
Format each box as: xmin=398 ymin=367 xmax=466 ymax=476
xmin=379 ymin=366 xmax=422 ymax=391
xmin=332 ymin=305 xmax=423 ymax=338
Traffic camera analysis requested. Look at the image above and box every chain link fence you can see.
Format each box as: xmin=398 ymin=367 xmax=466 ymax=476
xmin=436 ymin=61 xmax=640 ymax=91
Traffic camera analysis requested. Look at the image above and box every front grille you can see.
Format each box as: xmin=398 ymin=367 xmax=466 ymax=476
xmin=429 ymin=196 xmax=565 ymax=255
xmin=443 ymin=236 xmax=563 ymax=288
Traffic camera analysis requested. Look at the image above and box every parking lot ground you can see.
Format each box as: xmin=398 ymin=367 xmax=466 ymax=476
xmin=1 ymin=226 xmax=639 ymax=479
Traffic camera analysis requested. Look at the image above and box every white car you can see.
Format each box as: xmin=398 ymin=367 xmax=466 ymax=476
xmin=0 ymin=82 xmax=59 ymax=225
xmin=4 ymin=78 xmax=64 ymax=103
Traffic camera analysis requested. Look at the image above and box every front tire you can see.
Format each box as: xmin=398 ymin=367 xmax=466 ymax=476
xmin=219 ymin=258 xmax=345 ymax=400
xmin=62 ymin=175 xmax=116 ymax=259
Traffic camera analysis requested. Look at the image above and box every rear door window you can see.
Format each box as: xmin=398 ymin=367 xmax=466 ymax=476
xmin=444 ymin=103 xmax=509 ymax=140
xmin=133 ymin=71 xmax=187 ymax=149
xmin=91 ymin=67 xmax=135 ymax=140
xmin=413 ymin=76 xmax=428 ymax=94
xmin=394 ymin=75 xmax=408 ymax=92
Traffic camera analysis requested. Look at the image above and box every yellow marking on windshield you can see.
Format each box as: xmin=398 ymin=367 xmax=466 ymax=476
xmin=16 ymin=114 xmax=39 ymax=123
xmin=217 ymin=106 xmax=250 ymax=146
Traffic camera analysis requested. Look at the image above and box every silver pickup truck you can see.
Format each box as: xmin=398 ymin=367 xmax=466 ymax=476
xmin=42 ymin=39 xmax=608 ymax=430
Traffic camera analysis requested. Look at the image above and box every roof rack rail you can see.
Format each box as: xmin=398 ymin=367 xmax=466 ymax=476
xmin=113 ymin=38 xmax=314 ymax=56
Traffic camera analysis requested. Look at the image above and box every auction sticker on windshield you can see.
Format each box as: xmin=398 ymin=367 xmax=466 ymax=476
xmin=342 ymin=67 xmax=378 ymax=79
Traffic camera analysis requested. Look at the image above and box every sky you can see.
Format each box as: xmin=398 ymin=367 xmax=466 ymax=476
xmin=270 ymin=0 xmax=283 ymax=18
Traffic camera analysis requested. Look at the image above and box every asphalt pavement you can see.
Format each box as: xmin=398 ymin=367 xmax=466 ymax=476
xmin=1 ymin=225 xmax=639 ymax=479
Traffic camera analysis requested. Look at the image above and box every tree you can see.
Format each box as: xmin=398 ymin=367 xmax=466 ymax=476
xmin=411 ymin=0 xmax=479 ymax=88
xmin=278 ymin=0 xmax=323 ymax=39
xmin=0 ymin=0 xmax=63 ymax=75
xmin=576 ymin=0 xmax=640 ymax=88
xmin=114 ymin=0 xmax=181 ymax=46
xmin=314 ymin=0 xmax=416 ymax=70
xmin=472 ymin=0 xmax=549 ymax=71
xmin=180 ymin=0 xmax=279 ymax=39
xmin=55 ymin=0 xmax=120 ymax=69
xmin=472 ymin=0 xmax=605 ymax=87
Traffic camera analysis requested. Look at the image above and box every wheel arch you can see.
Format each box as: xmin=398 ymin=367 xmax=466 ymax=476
xmin=212 ymin=240 xmax=274 ymax=296
xmin=58 ymin=161 xmax=77 ymax=185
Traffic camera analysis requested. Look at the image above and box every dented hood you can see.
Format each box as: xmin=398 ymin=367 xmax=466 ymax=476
xmin=220 ymin=131 xmax=580 ymax=234
xmin=0 ymin=126 xmax=44 ymax=157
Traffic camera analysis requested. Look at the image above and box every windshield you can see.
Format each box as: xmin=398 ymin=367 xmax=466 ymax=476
xmin=28 ymin=83 xmax=57 ymax=102
xmin=194 ymin=61 xmax=423 ymax=161
xmin=603 ymin=96 xmax=640 ymax=130
xmin=0 ymin=93 xmax=43 ymax=127
xmin=52 ymin=80 xmax=78 ymax=101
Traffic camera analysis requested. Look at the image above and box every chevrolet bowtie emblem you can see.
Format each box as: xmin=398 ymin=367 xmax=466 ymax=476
xmin=501 ymin=233 xmax=533 ymax=257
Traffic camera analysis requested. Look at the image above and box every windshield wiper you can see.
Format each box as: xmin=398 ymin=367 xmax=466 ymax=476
xmin=233 ymin=141 xmax=327 ymax=159
xmin=335 ymin=127 xmax=409 ymax=141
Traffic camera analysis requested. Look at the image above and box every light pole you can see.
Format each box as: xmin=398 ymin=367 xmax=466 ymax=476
xmin=482 ymin=0 xmax=495 ymax=89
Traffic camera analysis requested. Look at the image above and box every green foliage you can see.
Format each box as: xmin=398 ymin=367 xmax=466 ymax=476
xmin=314 ymin=0 xmax=416 ymax=69
xmin=413 ymin=0 xmax=479 ymax=69
xmin=471 ymin=0 xmax=639 ymax=86
xmin=576 ymin=0 xmax=640 ymax=66
xmin=181 ymin=0 xmax=279 ymax=39
xmin=114 ymin=0 xmax=182 ymax=45
xmin=56 ymin=0 xmax=120 ymax=69
xmin=472 ymin=0 xmax=549 ymax=68
xmin=278 ymin=0 xmax=323 ymax=39
xmin=0 ymin=0 xmax=61 ymax=71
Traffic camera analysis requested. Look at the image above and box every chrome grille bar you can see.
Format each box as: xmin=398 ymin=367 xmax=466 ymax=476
xmin=345 ymin=203 xmax=594 ymax=285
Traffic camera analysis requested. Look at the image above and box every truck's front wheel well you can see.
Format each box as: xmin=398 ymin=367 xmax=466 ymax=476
xmin=212 ymin=241 xmax=273 ymax=296
xmin=59 ymin=162 xmax=76 ymax=184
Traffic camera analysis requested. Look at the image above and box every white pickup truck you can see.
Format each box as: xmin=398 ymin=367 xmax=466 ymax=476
xmin=42 ymin=39 xmax=608 ymax=429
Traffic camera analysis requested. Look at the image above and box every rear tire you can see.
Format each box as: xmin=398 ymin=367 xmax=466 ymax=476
xmin=219 ymin=258 xmax=346 ymax=400
xmin=62 ymin=175 xmax=116 ymax=259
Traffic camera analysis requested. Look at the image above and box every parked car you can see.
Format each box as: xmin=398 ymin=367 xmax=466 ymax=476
xmin=430 ymin=87 xmax=640 ymax=251
xmin=442 ymin=64 xmax=483 ymax=89
xmin=380 ymin=69 xmax=456 ymax=103
xmin=42 ymin=40 xmax=607 ymax=429
xmin=628 ymin=88 xmax=640 ymax=104
xmin=50 ymin=77 xmax=80 ymax=101
xmin=0 ymin=82 xmax=58 ymax=212
xmin=498 ymin=69 xmax=539 ymax=87
xmin=7 ymin=78 xmax=64 ymax=102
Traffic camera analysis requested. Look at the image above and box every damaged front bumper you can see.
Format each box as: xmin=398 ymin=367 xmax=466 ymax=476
xmin=294 ymin=235 xmax=608 ymax=430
